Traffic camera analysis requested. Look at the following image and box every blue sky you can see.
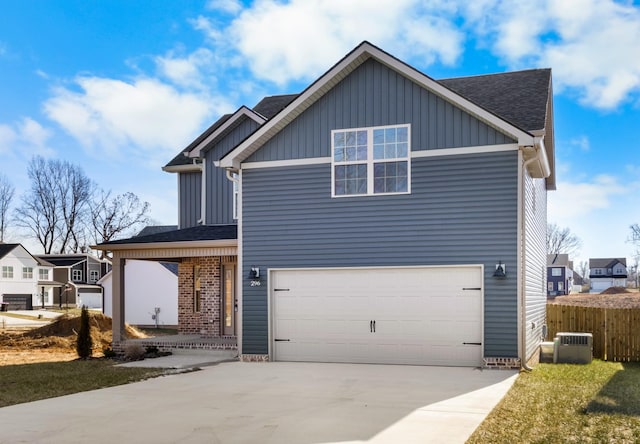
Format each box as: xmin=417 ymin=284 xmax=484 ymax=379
xmin=1 ymin=0 xmax=640 ymax=269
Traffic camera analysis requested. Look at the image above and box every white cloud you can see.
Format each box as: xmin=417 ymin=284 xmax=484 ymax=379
xmin=225 ymin=0 xmax=464 ymax=85
xmin=0 ymin=118 xmax=53 ymax=157
xmin=549 ymin=174 xmax=625 ymax=220
xmin=570 ymin=135 xmax=591 ymax=152
xmin=207 ymin=0 xmax=243 ymax=14
xmin=464 ymin=0 xmax=640 ymax=109
xmin=43 ymin=76 xmax=227 ymax=159
xmin=155 ymin=48 xmax=215 ymax=89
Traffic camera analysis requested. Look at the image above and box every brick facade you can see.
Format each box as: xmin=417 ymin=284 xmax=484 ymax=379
xmin=179 ymin=257 xmax=224 ymax=337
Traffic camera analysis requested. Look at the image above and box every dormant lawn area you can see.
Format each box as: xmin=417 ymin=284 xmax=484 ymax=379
xmin=468 ymin=360 xmax=640 ymax=443
xmin=0 ymin=312 xmax=169 ymax=407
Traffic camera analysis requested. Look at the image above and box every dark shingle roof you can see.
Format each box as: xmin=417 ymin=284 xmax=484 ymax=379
xmin=165 ymin=95 xmax=299 ymax=168
xmin=439 ymin=69 xmax=551 ymax=132
xmin=37 ymin=256 xmax=85 ymax=267
xmin=0 ymin=243 xmax=19 ymax=260
xmin=589 ymin=258 xmax=627 ymax=268
xmin=136 ymin=225 xmax=179 ymax=237
xmin=253 ymin=94 xmax=299 ymax=119
xmin=161 ymin=262 xmax=179 ymax=276
xmin=99 ymin=224 xmax=237 ymax=246
xmin=164 ymin=114 xmax=232 ymax=167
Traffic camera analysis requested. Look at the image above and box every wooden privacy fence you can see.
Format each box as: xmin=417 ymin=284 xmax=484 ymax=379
xmin=547 ymin=305 xmax=640 ymax=362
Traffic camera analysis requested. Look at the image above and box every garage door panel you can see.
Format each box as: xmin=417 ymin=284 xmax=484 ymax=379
xmin=272 ymin=266 xmax=483 ymax=367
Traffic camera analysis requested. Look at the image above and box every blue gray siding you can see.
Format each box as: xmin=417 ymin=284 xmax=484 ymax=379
xmin=245 ymin=59 xmax=515 ymax=163
xmin=204 ymin=117 xmax=259 ymax=224
xmin=178 ymin=172 xmax=202 ymax=229
xmin=241 ymin=151 xmax=519 ymax=356
xmin=524 ymin=171 xmax=548 ymax=359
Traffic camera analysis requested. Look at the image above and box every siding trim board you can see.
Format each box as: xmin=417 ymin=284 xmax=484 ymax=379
xmin=220 ymin=41 xmax=535 ymax=169
xmin=240 ymin=144 xmax=520 ymax=171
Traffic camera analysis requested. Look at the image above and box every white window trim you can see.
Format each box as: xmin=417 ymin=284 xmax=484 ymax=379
xmin=72 ymin=269 xmax=82 ymax=281
xmin=89 ymin=270 xmax=100 ymax=283
xmin=551 ymin=268 xmax=562 ymax=277
xmin=2 ymin=266 xmax=13 ymax=279
xmin=39 ymin=269 xmax=49 ymax=280
xmin=331 ymin=123 xmax=411 ymax=198
xmin=23 ymin=267 xmax=33 ymax=279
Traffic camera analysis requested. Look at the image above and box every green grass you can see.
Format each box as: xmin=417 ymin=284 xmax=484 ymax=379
xmin=0 ymin=360 xmax=167 ymax=407
xmin=468 ymin=360 xmax=640 ymax=443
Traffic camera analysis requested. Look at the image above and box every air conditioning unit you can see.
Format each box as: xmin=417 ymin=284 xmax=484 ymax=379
xmin=554 ymin=332 xmax=593 ymax=364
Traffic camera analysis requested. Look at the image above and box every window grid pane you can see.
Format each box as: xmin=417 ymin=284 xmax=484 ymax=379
xmin=332 ymin=125 xmax=409 ymax=196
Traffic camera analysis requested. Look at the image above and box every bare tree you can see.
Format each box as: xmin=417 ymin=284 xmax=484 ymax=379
xmin=15 ymin=157 xmax=61 ymax=253
xmin=631 ymin=224 xmax=640 ymax=245
xmin=90 ymin=190 xmax=150 ymax=257
xmin=56 ymin=162 xmax=95 ymax=253
xmin=547 ymin=223 xmax=582 ymax=257
xmin=0 ymin=174 xmax=14 ymax=242
xmin=15 ymin=157 xmax=94 ymax=253
xmin=577 ymin=260 xmax=589 ymax=283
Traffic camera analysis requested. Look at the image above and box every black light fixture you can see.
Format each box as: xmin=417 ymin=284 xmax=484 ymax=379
xmin=493 ymin=261 xmax=506 ymax=279
xmin=248 ymin=266 xmax=260 ymax=279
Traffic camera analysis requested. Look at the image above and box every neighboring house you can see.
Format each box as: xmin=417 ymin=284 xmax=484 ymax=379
xmin=100 ymin=260 xmax=178 ymax=327
xmin=572 ymin=271 xmax=585 ymax=293
xmin=95 ymin=41 xmax=556 ymax=369
xmin=37 ymin=254 xmax=111 ymax=309
xmin=589 ymin=258 xmax=627 ymax=293
xmin=0 ymin=243 xmax=60 ymax=309
xmin=547 ymin=254 xmax=573 ymax=298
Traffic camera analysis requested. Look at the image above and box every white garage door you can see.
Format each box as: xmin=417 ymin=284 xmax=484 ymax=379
xmin=271 ymin=266 xmax=483 ymax=367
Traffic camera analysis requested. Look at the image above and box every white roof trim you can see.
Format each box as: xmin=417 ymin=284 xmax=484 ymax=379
xmin=219 ymin=41 xmax=535 ymax=169
xmin=187 ymin=106 xmax=266 ymax=159
xmin=162 ymin=162 xmax=203 ymax=173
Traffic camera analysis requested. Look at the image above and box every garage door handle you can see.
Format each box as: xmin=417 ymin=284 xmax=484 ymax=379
xmin=370 ymin=320 xmax=376 ymax=333
xmin=463 ymin=287 xmax=481 ymax=291
xmin=274 ymin=339 xmax=290 ymax=342
xmin=463 ymin=342 xmax=482 ymax=345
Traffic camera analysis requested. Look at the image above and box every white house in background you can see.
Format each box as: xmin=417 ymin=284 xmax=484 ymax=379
xmin=0 ymin=243 xmax=59 ymax=309
xmin=99 ymin=260 xmax=178 ymax=327
xmin=589 ymin=257 xmax=628 ymax=293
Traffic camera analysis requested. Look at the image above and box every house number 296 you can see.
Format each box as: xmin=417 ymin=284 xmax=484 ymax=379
xmin=250 ymin=280 xmax=261 ymax=287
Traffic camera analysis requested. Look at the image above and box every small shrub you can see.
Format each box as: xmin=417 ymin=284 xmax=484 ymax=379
xmin=76 ymin=306 xmax=93 ymax=359
xmin=102 ymin=347 xmax=117 ymax=358
xmin=145 ymin=345 xmax=159 ymax=355
xmin=123 ymin=343 xmax=145 ymax=361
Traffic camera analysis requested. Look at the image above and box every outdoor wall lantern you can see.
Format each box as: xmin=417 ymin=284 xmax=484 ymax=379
xmin=493 ymin=261 xmax=507 ymax=279
xmin=248 ymin=266 xmax=260 ymax=279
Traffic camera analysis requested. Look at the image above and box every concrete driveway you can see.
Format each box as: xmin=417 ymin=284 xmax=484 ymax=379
xmin=0 ymin=362 xmax=517 ymax=444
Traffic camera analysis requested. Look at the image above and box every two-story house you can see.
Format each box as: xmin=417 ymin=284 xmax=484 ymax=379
xmin=0 ymin=243 xmax=58 ymax=310
xmin=95 ymin=41 xmax=555 ymax=369
xmin=37 ymin=254 xmax=111 ymax=309
xmin=547 ymin=254 xmax=573 ymax=298
xmin=589 ymin=258 xmax=627 ymax=293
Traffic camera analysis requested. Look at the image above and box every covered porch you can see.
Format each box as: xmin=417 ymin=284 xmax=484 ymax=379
xmin=93 ymin=225 xmax=239 ymax=354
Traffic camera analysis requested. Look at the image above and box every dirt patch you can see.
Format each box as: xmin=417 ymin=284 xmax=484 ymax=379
xmin=0 ymin=312 xmax=147 ymax=366
xmin=599 ymin=286 xmax=631 ymax=295
xmin=550 ymin=291 xmax=640 ymax=309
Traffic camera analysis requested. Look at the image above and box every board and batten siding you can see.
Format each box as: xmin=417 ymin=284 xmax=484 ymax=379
xmin=523 ymin=170 xmax=548 ymax=360
xmin=204 ymin=117 xmax=260 ymax=224
xmin=245 ymin=58 xmax=515 ymax=164
xmin=241 ymin=150 xmax=519 ymax=357
xmin=178 ymin=172 xmax=202 ymax=229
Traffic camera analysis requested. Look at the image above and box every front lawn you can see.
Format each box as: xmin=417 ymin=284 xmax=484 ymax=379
xmin=0 ymin=360 xmax=167 ymax=407
xmin=468 ymin=360 xmax=640 ymax=443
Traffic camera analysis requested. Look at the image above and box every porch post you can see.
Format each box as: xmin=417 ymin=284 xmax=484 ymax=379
xmin=112 ymin=255 xmax=126 ymax=343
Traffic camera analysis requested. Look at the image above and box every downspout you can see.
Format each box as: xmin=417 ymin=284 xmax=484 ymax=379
xmin=520 ymin=137 xmax=546 ymax=371
xmin=224 ymin=169 xmax=241 ymax=357
xmin=198 ymin=158 xmax=206 ymax=225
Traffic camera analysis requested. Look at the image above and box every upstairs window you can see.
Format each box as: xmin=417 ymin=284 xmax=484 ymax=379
xmin=39 ymin=268 xmax=49 ymax=280
xmin=89 ymin=270 xmax=100 ymax=283
xmin=2 ymin=266 xmax=13 ymax=279
xmin=551 ymin=268 xmax=562 ymax=277
xmin=22 ymin=267 xmax=33 ymax=279
xmin=72 ymin=269 xmax=82 ymax=281
xmin=332 ymin=124 xmax=410 ymax=197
